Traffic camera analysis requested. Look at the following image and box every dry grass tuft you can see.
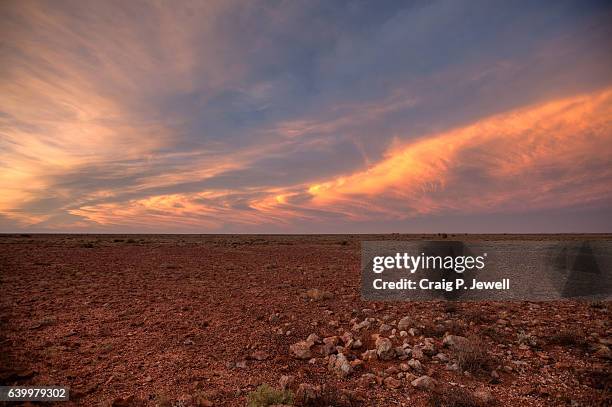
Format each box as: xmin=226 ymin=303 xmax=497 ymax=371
xmin=547 ymin=329 xmax=586 ymax=348
xmin=429 ymin=386 xmax=479 ymax=407
xmin=247 ymin=384 xmax=293 ymax=407
xmin=455 ymin=337 xmax=496 ymax=374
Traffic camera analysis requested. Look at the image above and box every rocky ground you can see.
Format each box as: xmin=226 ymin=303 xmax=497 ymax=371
xmin=0 ymin=234 xmax=610 ymax=406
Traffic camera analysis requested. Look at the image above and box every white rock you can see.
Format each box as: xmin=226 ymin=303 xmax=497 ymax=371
xmin=376 ymin=337 xmax=395 ymax=360
xmin=398 ymin=316 xmax=411 ymax=331
xmin=411 ymin=375 xmax=436 ymax=390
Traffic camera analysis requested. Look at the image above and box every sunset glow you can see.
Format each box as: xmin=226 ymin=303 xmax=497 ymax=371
xmin=1 ymin=1 xmax=611 ymax=232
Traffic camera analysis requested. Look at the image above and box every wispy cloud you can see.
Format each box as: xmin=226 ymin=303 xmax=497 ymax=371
xmin=1 ymin=0 xmax=611 ymax=232
xmin=64 ymin=88 xmax=612 ymax=232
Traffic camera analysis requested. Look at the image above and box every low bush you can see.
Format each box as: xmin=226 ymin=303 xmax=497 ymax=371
xmin=247 ymin=384 xmax=293 ymax=407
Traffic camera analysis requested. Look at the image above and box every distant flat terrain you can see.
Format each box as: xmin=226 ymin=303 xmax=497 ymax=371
xmin=0 ymin=235 xmax=610 ymax=406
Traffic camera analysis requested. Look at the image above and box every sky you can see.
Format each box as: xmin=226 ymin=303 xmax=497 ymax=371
xmin=1 ymin=0 xmax=611 ymax=233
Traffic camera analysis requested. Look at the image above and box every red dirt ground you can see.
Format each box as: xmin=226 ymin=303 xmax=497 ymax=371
xmin=0 ymin=234 xmax=610 ymax=406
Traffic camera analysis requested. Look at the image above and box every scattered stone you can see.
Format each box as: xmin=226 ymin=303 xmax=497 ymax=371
xmin=384 ymin=376 xmax=402 ymax=389
xmin=443 ymin=334 xmax=471 ymax=350
xmin=295 ymin=384 xmax=322 ymax=404
xmin=473 ymin=387 xmax=495 ymax=404
xmin=411 ymin=345 xmax=425 ymax=360
xmin=422 ymin=338 xmax=436 ymax=355
xmin=379 ymin=323 xmax=392 ymax=334
xmin=434 ymin=353 xmax=449 ymax=363
xmin=235 ymin=360 xmax=247 ymax=368
xmin=385 ymin=366 xmax=400 ymax=375
xmin=395 ymin=345 xmax=410 ymax=359
xmin=341 ymin=332 xmax=354 ymax=348
xmin=290 ymin=340 xmax=313 ymax=359
xmin=328 ymin=353 xmax=353 ymax=377
xmin=408 ymin=328 xmax=419 ymax=336
xmin=358 ymin=373 xmax=377 ymax=387
xmin=306 ymin=333 xmax=321 ymax=345
xmin=361 ymin=308 xmax=374 ymax=315
xmin=408 ymin=359 xmax=423 ymax=372
xmin=376 ymin=337 xmax=395 ymax=360
xmin=250 ymin=350 xmax=269 ymax=361
xmin=400 ymin=362 xmax=410 ymax=372
xmin=305 ymin=288 xmax=333 ymax=301
xmin=361 ymin=349 xmax=377 ymax=361
xmin=411 ymin=375 xmax=437 ymax=391
xmin=446 ymin=363 xmax=460 ymax=371
xmin=350 ymin=359 xmax=364 ymax=371
xmin=400 ymin=330 xmax=408 ymax=337
xmin=352 ymin=339 xmax=363 ymax=349
xmin=398 ymin=316 xmax=411 ymax=331
xmin=322 ymin=336 xmax=339 ymax=355
xmin=352 ymin=319 xmax=371 ymax=331
xmin=404 ymin=373 xmax=418 ymax=383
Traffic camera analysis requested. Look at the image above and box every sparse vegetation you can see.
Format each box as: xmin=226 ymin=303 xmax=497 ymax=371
xmin=247 ymin=384 xmax=293 ymax=407
xmin=548 ymin=329 xmax=586 ymax=347
xmin=461 ymin=309 xmax=494 ymax=325
xmin=429 ymin=386 xmax=479 ymax=407
xmin=296 ymin=385 xmax=359 ymax=407
xmin=589 ymin=300 xmax=609 ymax=310
xmin=455 ymin=337 xmax=495 ymax=373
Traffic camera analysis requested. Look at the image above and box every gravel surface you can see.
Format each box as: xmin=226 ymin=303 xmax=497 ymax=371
xmin=0 ymin=234 xmax=610 ymax=406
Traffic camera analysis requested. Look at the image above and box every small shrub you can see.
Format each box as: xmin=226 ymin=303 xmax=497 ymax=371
xmin=247 ymin=384 xmax=293 ymax=407
xmin=548 ymin=329 xmax=585 ymax=347
xmin=455 ymin=337 xmax=495 ymax=374
xmin=590 ymin=301 xmax=610 ymax=311
xmin=429 ymin=386 xmax=479 ymax=407
xmin=296 ymin=385 xmax=359 ymax=407
xmin=461 ymin=309 xmax=493 ymax=325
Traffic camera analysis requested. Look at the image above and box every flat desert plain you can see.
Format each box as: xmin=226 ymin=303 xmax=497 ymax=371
xmin=0 ymin=234 xmax=610 ymax=406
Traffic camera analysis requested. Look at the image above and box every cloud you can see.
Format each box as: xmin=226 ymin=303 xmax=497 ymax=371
xmin=60 ymin=87 xmax=612 ymax=232
xmin=305 ymin=87 xmax=612 ymax=219
xmin=1 ymin=0 xmax=611 ymax=232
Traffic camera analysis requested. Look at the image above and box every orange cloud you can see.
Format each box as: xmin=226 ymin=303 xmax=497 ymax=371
xmin=304 ymin=87 xmax=612 ymax=219
xmin=61 ymin=87 xmax=612 ymax=231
